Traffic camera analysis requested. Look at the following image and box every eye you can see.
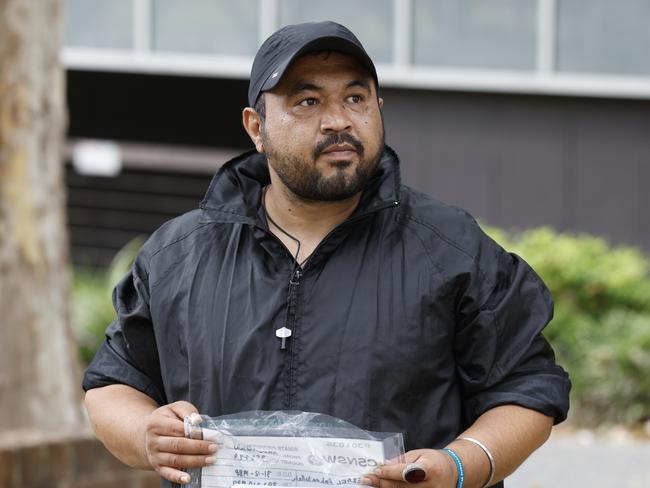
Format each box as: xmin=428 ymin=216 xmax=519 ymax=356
xmin=299 ymin=98 xmax=317 ymax=107
xmin=347 ymin=94 xmax=363 ymax=104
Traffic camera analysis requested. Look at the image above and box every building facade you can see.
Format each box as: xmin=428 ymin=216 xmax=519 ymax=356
xmin=63 ymin=0 xmax=650 ymax=265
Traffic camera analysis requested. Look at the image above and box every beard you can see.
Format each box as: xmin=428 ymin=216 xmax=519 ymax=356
xmin=261 ymin=125 xmax=385 ymax=202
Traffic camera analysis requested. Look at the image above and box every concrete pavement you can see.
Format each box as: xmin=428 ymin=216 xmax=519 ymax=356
xmin=506 ymin=427 xmax=650 ymax=487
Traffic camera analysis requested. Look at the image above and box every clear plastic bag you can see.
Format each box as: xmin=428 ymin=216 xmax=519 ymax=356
xmin=183 ymin=410 xmax=405 ymax=488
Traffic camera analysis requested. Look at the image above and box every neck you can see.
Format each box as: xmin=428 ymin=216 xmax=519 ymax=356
xmin=264 ymin=173 xmax=361 ymax=242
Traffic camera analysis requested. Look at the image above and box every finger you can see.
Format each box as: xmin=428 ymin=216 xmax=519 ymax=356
xmin=384 ymin=455 xmax=401 ymax=465
xmin=377 ymin=478 xmax=405 ymax=488
xmin=382 ymin=449 xmax=426 ymax=466
xmin=158 ymin=466 xmax=192 ymax=485
xmin=375 ymin=456 xmax=435 ymax=482
xmin=403 ymin=450 xmax=430 ymax=463
xmin=155 ymin=436 xmax=218 ymax=456
xmin=402 ymin=464 xmax=427 ymax=484
xmin=169 ymin=401 xmax=200 ymax=421
xmin=156 ymin=451 xmax=216 ymax=469
xmin=360 ymin=474 xmax=380 ymax=487
xmin=383 ymin=450 xmax=428 ymax=466
xmin=374 ymin=463 xmax=408 ymax=481
xmin=148 ymin=415 xmax=187 ymax=437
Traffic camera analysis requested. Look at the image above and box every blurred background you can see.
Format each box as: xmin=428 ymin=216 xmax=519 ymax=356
xmin=1 ymin=1 xmax=649 ymax=487
xmin=63 ymin=0 xmax=650 ymax=266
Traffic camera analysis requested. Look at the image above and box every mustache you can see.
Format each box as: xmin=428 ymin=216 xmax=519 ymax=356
xmin=312 ymin=133 xmax=365 ymax=160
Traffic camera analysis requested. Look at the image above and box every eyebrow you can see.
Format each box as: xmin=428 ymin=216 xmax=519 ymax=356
xmin=347 ymin=79 xmax=370 ymax=91
xmin=287 ymin=81 xmax=323 ymax=97
xmin=286 ymin=79 xmax=371 ymax=97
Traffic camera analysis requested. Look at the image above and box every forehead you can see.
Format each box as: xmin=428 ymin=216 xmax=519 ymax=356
xmin=273 ymin=51 xmax=374 ymax=92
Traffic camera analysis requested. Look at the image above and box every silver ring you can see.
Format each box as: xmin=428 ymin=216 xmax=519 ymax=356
xmin=402 ymin=463 xmax=426 ymax=483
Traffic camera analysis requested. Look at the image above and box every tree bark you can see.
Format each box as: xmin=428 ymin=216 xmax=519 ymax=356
xmin=0 ymin=0 xmax=84 ymax=431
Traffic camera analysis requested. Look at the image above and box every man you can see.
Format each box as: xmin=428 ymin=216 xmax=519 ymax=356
xmin=83 ymin=21 xmax=570 ymax=488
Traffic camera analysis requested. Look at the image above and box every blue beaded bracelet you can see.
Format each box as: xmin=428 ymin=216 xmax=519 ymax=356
xmin=442 ymin=448 xmax=465 ymax=488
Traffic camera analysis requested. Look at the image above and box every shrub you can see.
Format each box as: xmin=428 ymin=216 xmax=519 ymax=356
xmin=71 ymin=238 xmax=143 ymax=364
xmin=486 ymin=227 xmax=650 ymax=426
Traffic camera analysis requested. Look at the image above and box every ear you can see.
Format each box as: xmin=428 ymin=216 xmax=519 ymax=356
xmin=378 ymin=97 xmax=384 ymax=109
xmin=242 ymin=107 xmax=264 ymax=153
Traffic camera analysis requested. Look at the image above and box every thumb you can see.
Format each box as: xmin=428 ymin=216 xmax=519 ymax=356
xmin=169 ymin=401 xmax=201 ymax=423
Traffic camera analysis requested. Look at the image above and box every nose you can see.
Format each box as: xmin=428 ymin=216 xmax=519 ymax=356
xmin=320 ymin=102 xmax=352 ymax=133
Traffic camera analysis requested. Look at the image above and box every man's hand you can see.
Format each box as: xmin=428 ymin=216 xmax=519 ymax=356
xmin=144 ymin=401 xmax=218 ymax=485
xmin=361 ymin=405 xmax=555 ymax=488
xmin=362 ymin=449 xmax=457 ymax=488
xmin=85 ymin=386 xmax=222 ymax=485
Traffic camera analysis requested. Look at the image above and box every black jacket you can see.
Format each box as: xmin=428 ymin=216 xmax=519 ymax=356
xmin=84 ymin=147 xmax=570 ymax=485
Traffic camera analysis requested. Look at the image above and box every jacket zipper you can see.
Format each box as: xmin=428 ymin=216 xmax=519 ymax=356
xmin=299 ymin=200 xmax=400 ymax=269
xmin=259 ymin=199 xmax=399 ymax=409
xmin=257 ymin=199 xmax=399 ymax=268
xmin=283 ymin=267 xmax=302 ymax=409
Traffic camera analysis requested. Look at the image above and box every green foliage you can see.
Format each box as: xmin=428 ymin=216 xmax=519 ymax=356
xmin=486 ymin=226 xmax=650 ymax=426
xmin=71 ymin=237 xmax=144 ymax=364
xmin=72 ymin=268 xmax=114 ymax=365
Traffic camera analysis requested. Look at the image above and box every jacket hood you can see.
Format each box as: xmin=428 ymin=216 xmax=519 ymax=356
xmin=199 ymin=145 xmax=402 ymax=223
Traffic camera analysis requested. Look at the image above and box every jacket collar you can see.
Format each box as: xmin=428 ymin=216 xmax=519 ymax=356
xmin=199 ymin=145 xmax=402 ymax=224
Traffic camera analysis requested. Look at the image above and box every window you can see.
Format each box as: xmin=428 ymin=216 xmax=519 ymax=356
xmin=62 ymin=0 xmax=650 ymax=99
xmin=153 ymin=0 xmax=259 ymax=56
xmin=279 ymin=0 xmax=393 ymax=63
xmin=65 ymin=0 xmax=133 ymax=49
xmin=557 ymin=0 xmax=650 ymax=76
xmin=413 ymin=0 xmax=537 ymax=70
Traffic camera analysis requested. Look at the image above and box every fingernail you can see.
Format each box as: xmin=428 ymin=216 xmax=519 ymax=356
xmin=190 ymin=413 xmax=203 ymax=425
xmin=208 ymin=443 xmax=218 ymax=453
xmin=180 ymin=474 xmax=190 ymax=483
xmin=360 ymin=477 xmax=372 ymax=486
xmin=373 ymin=468 xmax=382 ymax=476
xmin=205 ymin=456 xmax=217 ymax=464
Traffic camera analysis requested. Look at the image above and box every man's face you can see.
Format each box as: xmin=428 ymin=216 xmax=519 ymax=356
xmin=258 ymin=51 xmax=385 ymax=202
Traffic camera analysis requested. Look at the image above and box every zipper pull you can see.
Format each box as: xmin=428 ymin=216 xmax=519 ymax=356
xmin=278 ymin=268 xmax=300 ymax=349
xmin=275 ymin=326 xmax=292 ymax=349
xmin=290 ymin=268 xmax=301 ymax=285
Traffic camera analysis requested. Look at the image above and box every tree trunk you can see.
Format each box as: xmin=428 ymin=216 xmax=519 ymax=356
xmin=0 ymin=0 xmax=84 ymax=432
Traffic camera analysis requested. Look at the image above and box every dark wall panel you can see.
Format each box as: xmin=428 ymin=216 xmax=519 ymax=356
xmin=66 ymin=71 xmax=650 ymax=257
xmin=385 ymin=91 xmax=496 ymax=220
xmin=636 ymin=122 xmax=650 ymax=249
xmin=494 ymin=101 xmax=568 ymax=230
xmin=66 ymin=165 xmax=212 ymax=267
xmin=381 ymin=87 xmax=650 ymax=250
xmin=67 ymin=70 xmax=252 ymax=148
xmin=571 ymin=107 xmax=645 ymax=247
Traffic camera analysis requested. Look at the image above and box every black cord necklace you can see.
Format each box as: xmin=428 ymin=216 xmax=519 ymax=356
xmin=261 ymin=185 xmax=310 ymax=268
xmin=262 ymin=185 xmax=309 ymax=350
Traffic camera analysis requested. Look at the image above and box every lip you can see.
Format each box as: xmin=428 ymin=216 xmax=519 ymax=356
xmin=321 ymin=145 xmax=358 ymax=158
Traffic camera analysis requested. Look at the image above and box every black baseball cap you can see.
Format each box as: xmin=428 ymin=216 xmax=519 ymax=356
xmin=248 ymin=21 xmax=378 ymax=107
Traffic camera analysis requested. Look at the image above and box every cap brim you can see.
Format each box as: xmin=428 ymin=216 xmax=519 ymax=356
xmin=259 ymin=36 xmax=378 ymax=94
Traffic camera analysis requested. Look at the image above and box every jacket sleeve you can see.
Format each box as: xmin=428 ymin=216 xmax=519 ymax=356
xmin=454 ymin=231 xmax=571 ymax=426
xmin=82 ymin=251 xmax=167 ymax=406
